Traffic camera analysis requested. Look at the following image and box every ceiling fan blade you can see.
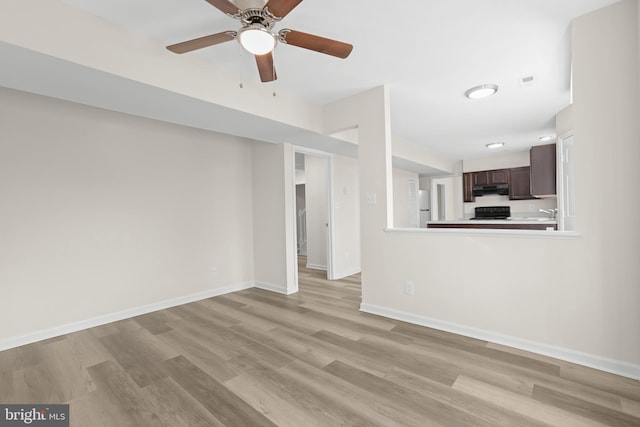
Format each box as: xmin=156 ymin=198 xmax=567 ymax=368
xmin=255 ymin=52 xmax=277 ymax=82
xmin=266 ymin=0 xmax=303 ymax=19
xmin=167 ymin=31 xmax=236 ymax=54
xmin=279 ymin=29 xmax=353 ymax=59
xmin=203 ymin=0 xmax=239 ymax=15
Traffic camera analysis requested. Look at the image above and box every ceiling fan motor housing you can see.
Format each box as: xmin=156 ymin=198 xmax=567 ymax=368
xmin=237 ymin=8 xmax=277 ymax=30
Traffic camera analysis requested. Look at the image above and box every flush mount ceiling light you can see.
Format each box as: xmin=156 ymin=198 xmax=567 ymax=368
xmin=465 ymin=84 xmax=499 ymax=99
xmin=539 ymin=135 xmax=555 ymax=142
xmin=237 ymin=24 xmax=276 ymax=55
xmin=486 ymin=142 xmax=505 ymax=149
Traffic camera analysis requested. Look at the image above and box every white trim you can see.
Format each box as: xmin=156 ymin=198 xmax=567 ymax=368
xmin=332 ymin=267 xmax=361 ymax=280
xmin=291 ymin=145 xmax=334 ymax=158
xmin=305 ymin=263 xmax=327 ymax=271
xmin=0 ymin=282 xmax=253 ymax=352
xmin=557 ymin=131 xmax=577 ymax=232
xmin=326 ymin=154 xmax=337 ymax=280
xmin=291 ymin=146 xmax=336 ymax=283
xmin=254 ymin=280 xmax=295 ymax=295
xmin=360 ymin=303 xmax=640 ymax=380
xmin=385 ymin=227 xmax=581 ymax=239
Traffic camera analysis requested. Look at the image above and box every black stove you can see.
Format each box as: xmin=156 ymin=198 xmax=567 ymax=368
xmin=471 ymin=206 xmax=511 ymax=220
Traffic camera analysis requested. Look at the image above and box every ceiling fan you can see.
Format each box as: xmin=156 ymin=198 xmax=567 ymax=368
xmin=166 ymin=0 xmax=353 ymax=82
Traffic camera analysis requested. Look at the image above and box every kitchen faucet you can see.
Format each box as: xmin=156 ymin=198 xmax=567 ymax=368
xmin=539 ymin=208 xmax=558 ymax=219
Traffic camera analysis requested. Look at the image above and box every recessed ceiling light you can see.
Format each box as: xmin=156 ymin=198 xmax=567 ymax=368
xmin=539 ymin=135 xmax=555 ymax=142
xmin=486 ymin=142 xmax=505 ymax=149
xmin=465 ymin=84 xmax=499 ymax=99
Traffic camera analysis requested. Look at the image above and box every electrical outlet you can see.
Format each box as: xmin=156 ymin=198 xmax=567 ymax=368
xmin=404 ymin=281 xmax=414 ymax=296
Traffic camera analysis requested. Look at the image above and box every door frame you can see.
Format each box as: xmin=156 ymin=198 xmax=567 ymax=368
xmin=290 ymin=146 xmax=335 ymax=288
xmin=556 ymin=131 xmax=576 ymax=232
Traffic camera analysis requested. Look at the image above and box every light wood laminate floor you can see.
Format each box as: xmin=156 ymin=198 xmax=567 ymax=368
xmin=1 ymin=257 xmax=639 ymax=426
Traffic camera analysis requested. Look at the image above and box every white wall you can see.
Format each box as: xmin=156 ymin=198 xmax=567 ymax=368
xmin=323 ymin=0 xmax=640 ymax=378
xmin=0 ymin=87 xmax=255 ymax=343
xmin=392 ymin=136 xmax=455 ymax=174
xmin=332 ymin=155 xmax=361 ymax=278
xmin=252 ymin=142 xmax=296 ymax=294
xmin=463 ymin=150 xmax=530 ymax=172
xmin=430 ymin=176 xmax=462 ymax=221
xmin=392 ymin=168 xmax=419 ymax=228
xmin=304 ymin=155 xmax=328 ymax=271
xmin=556 ymin=104 xmax=574 ymax=136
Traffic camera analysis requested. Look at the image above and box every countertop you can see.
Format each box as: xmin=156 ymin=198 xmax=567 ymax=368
xmin=428 ymin=217 xmax=557 ymax=225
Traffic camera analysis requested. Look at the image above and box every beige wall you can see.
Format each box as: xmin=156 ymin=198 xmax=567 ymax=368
xmin=392 ymin=136 xmax=455 ymax=174
xmin=323 ymin=0 xmax=640 ymax=378
xmin=0 ymin=87 xmax=255 ymax=342
xmin=430 ymin=175 xmax=463 ymax=221
xmin=332 ymin=155 xmax=361 ymax=278
xmin=251 ymin=142 xmax=296 ymax=294
xmin=392 ymin=168 xmax=419 ymax=228
xmin=556 ymin=104 xmax=574 ymax=136
xmin=463 ymin=150 xmax=530 ymax=172
xmin=304 ymin=155 xmax=328 ymax=270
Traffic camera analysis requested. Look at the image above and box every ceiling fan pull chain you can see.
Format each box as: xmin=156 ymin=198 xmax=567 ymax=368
xmin=271 ymin=50 xmax=277 ymax=96
xmin=238 ymin=47 xmax=245 ymax=89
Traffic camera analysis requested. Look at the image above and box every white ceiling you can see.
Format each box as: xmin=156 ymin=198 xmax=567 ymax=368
xmin=17 ymin=0 xmax=623 ymax=163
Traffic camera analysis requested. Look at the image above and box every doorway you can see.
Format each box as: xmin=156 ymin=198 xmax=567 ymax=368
xmin=293 ymin=149 xmax=334 ymax=286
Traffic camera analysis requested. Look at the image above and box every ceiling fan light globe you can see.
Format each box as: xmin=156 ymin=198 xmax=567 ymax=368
xmin=232 ymin=0 xmax=268 ymax=9
xmin=238 ymin=26 xmax=276 ymax=55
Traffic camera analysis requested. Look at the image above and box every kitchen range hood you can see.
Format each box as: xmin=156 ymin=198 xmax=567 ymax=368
xmin=472 ymin=184 xmax=509 ymax=197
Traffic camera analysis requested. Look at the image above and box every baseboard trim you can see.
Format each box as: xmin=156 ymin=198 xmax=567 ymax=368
xmin=360 ymin=302 xmax=640 ymax=380
xmin=0 ymin=282 xmax=254 ymax=352
xmin=332 ymin=267 xmax=361 ymax=280
xmin=306 ymin=263 xmax=327 ymax=271
xmin=253 ymin=281 xmax=292 ymax=295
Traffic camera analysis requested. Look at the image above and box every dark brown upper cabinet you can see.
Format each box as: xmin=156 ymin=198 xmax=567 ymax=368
xmin=471 ymin=169 xmax=509 ymax=186
xmin=463 ymin=168 xmax=510 ymax=202
xmin=530 ymin=144 xmax=557 ymax=197
xmin=509 ymin=166 xmax=536 ymax=200
xmin=472 ymin=171 xmax=489 ymax=186
xmin=463 ymin=172 xmax=474 ymax=202
xmin=488 ymin=169 xmax=509 ymax=185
